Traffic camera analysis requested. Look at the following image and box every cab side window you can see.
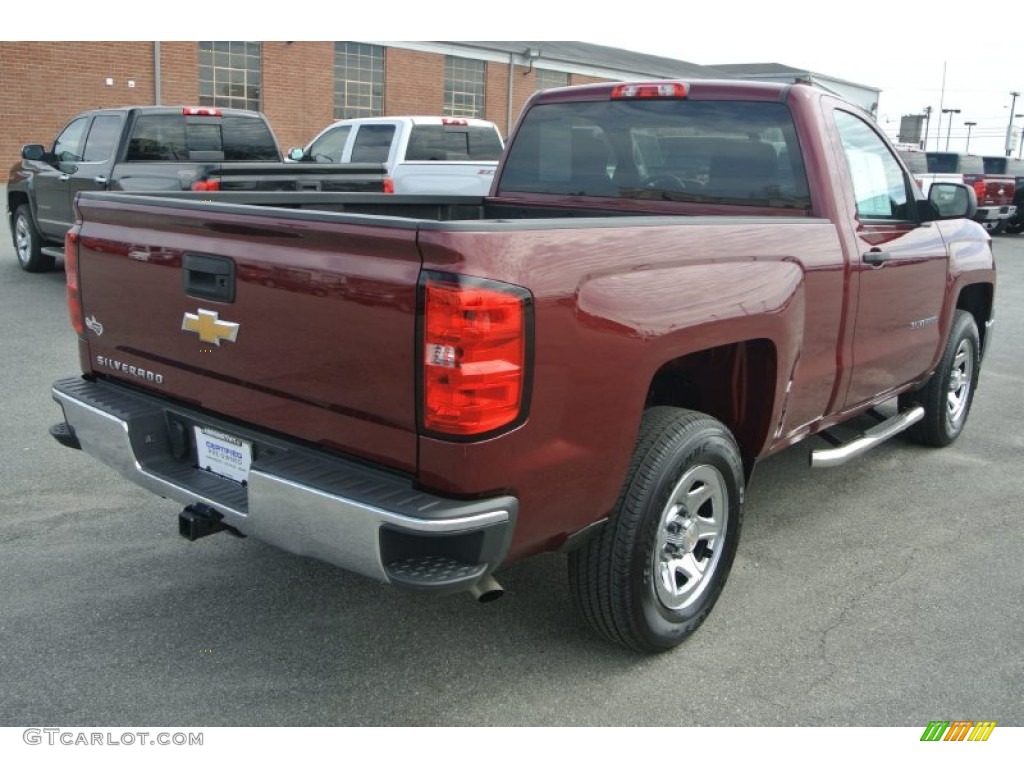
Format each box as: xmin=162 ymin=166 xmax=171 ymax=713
xmin=308 ymin=125 xmax=352 ymax=162
xmin=53 ymin=117 xmax=90 ymax=163
xmin=835 ymin=110 xmax=912 ymax=220
xmin=350 ymin=124 xmax=395 ymax=163
xmin=82 ymin=115 xmax=125 ymax=162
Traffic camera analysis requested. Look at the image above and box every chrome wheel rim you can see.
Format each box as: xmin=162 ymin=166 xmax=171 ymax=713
xmin=652 ymin=464 xmax=728 ymax=611
xmin=14 ymin=216 xmax=31 ymax=265
xmin=946 ymin=338 xmax=974 ymax=428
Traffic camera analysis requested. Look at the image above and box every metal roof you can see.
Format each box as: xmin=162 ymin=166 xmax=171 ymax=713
xmin=710 ymin=62 xmax=878 ymax=91
xmin=440 ymin=41 xmax=733 ymax=79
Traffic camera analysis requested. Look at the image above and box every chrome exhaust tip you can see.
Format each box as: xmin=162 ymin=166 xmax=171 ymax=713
xmin=468 ymin=574 xmax=504 ymax=603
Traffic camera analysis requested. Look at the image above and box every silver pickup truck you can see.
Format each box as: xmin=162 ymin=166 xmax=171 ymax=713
xmin=288 ymin=115 xmax=504 ymax=195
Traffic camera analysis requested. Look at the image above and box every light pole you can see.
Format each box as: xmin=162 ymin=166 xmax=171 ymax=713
xmin=922 ymin=106 xmax=932 ymax=150
xmin=964 ymin=121 xmax=977 ymax=153
xmin=942 ymin=108 xmax=960 ymax=151
xmin=1006 ymin=91 xmax=1020 ymax=157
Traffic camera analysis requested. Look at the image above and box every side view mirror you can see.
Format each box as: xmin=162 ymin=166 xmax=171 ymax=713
xmin=927 ymin=182 xmax=977 ymax=220
xmin=21 ymin=144 xmax=46 ymax=162
xmin=287 ymin=147 xmax=307 ymax=162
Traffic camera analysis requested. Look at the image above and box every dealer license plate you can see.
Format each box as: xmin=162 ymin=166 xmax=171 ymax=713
xmin=194 ymin=426 xmax=252 ymax=484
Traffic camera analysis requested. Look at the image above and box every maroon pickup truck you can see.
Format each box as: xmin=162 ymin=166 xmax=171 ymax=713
xmin=49 ymin=80 xmax=995 ymax=653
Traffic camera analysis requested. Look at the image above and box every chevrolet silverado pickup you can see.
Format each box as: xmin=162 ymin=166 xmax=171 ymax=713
xmin=7 ymin=106 xmax=386 ymax=271
xmin=287 ymin=116 xmax=503 ymax=195
xmin=981 ymin=156 xmax=1024 ymax=234
xmin=896 ymin=146 xmax=1008 ymax=233
xmin=49 ymin=81 xmax=995 ymax=653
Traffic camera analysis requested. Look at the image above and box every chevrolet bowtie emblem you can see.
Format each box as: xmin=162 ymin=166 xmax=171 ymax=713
xmin=182 ymin=309 xmax=240 ymax=346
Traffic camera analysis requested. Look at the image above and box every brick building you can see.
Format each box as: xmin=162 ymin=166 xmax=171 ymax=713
xmin=0 ymin=40 xmax=726 ymax=166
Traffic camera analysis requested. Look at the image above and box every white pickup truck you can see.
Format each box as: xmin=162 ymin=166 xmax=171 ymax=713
xmin=288 ymin=116 xmax=504 ymax=195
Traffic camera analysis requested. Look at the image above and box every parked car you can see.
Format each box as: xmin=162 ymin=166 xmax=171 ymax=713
xmin=981 ymin=156 xmax=1024 ymax=234
xmin=896 ymin=146 xmax=1008 ymax=233
xmin=7 ymin=106 xmax=387 ymax=271
xmin=288 ymin=116 xmax=504 ymax=195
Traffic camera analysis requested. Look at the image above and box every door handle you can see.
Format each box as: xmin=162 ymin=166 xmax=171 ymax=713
xmin=94 ymin=176 xmax=108 ymax=186
xmin=59 ymin=174 xmax=70 ymax=182
xmin=863 ymin=248 xmax=889 ymax=266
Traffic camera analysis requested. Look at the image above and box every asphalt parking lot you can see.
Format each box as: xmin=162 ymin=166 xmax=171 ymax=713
xmin=0 ymin=202 xmax=1021 ymax=727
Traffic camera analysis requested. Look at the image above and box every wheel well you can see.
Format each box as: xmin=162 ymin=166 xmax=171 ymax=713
xmin=7 ymin=191 xmax=29 ymax=224
xmin=956 ymin=283 xmax=993 ymax=352
xmin=645 ymin=339 xmax=777 ymax=476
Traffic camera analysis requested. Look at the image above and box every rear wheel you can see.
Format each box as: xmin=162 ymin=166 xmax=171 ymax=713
xmin=900 ymin=309 xmax=980 ymax=447
xmin=13 ymin=205 xmax=55 ymax=272
xmin=568 ymin=407 xmax=744 ymax=653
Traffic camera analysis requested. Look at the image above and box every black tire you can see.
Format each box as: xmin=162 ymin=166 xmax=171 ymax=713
xmin=568 ymin=406 xmax=744 ymax=653
xmin=984 ymin=220 xmax=1006 ymax=236
xmin=900 ymin=309 xmax=980 ymax=447
xmin=1004 ymin=221 xmax=1023 ymax=235
xmin=12 ymin=205 xmax=55 ymax=272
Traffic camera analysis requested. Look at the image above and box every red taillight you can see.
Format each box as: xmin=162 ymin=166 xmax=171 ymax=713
xmin=64 ymin=228 xmax=84 ymax=335
xmin=383 ymin=177 xmax=395 ymax=194
xmin=190 ymin=179 xmax=221 ymax=191
xmin=422 ymin=274 xmax=531 ymax=437
xmin=183 ymin=107 xmax=221 ymax=116
xmin=442 ymin=118 xmax=469 ymax=126
xmin=611 ymin=82 xmax=688 ymax=100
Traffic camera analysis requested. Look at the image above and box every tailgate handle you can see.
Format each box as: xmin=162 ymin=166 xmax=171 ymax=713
xmin=183 ymin=253 xmax=236 ymax=303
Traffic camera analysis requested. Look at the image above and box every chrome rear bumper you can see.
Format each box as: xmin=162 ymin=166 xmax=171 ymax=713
xmin=51 ymin=376 xmax=516 ymax=593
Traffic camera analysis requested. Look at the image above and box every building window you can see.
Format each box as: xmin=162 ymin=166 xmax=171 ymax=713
xmin=334 ymin=42 xmax=385 ymax=119
xmin=444 ymin=56 xmax=486 ymax=118
xmin=198 ymin=41 xmax=261 ymax=111
xmin=535 ymin=69 xmax=568 ymax=91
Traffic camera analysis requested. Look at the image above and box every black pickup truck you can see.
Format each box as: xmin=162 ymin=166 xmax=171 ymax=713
xmin=7 ymin=106 xmax=387 ymax=271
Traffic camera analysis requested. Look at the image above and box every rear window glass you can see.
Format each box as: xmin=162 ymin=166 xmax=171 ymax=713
xmin=897 ymin=149 xmax=929 ymax=175
xmin=926 ymin=152 xmax=984 ymax=175
xmin=126 ymin=114 xmax=279 ymax=162
xmin=405 ymin=125 xmax=503 ymax=162
xmin=983 ymin=156 xmax=1024 ymax=175
xmin=498 ymin=99 xmax=810 ymax=209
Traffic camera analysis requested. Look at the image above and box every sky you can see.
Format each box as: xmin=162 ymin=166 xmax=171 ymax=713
xmin=28 ymin=0 xmax=1024 ymax=157
xmin=580 ymin=9 xmax=1024 ymax=158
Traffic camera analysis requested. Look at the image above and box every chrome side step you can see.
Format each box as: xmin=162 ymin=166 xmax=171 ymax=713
xmin=810 ymin=406 xmax=924 ymax=468
xmin=41 ymin=246 xmax=65 ymax=259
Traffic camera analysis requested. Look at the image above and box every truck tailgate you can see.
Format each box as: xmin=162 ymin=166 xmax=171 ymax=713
xmin=73 ymin=193 xmax=420 ymax=472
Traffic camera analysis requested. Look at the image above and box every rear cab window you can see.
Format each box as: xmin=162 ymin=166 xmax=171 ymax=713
xmin=125 ymin=112 xmax=279 ymax=162
xmin=405 ymin=123 xmax=503 ymax=161
xmin=498 ymin=96 xmax=810 ymax=209
xmin=926 ymin=153 xmax=983 ymax=175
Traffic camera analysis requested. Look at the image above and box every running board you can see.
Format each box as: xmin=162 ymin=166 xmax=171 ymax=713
xmin=810 ymin=406 xmax=924 ymax=468
xmin=41 ymin=246 xmax=65 ymax=259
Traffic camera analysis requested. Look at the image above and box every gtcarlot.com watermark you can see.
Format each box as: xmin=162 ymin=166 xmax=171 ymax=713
xmin=23 ymin=728 xmax=203 ymax=747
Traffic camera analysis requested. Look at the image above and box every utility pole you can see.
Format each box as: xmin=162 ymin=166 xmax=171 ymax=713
xmin=942 ymin=108 xmax=960 ymax=151
xmin=964 ymin=121 xmax=976 ymax=153
xmin=1006 ymin=91 xmax=1020 ymax=157
xmin=922 ymin=106 xmax=932 ymax=150
xmin=936 ymin=62 xmax=947 ymax=154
